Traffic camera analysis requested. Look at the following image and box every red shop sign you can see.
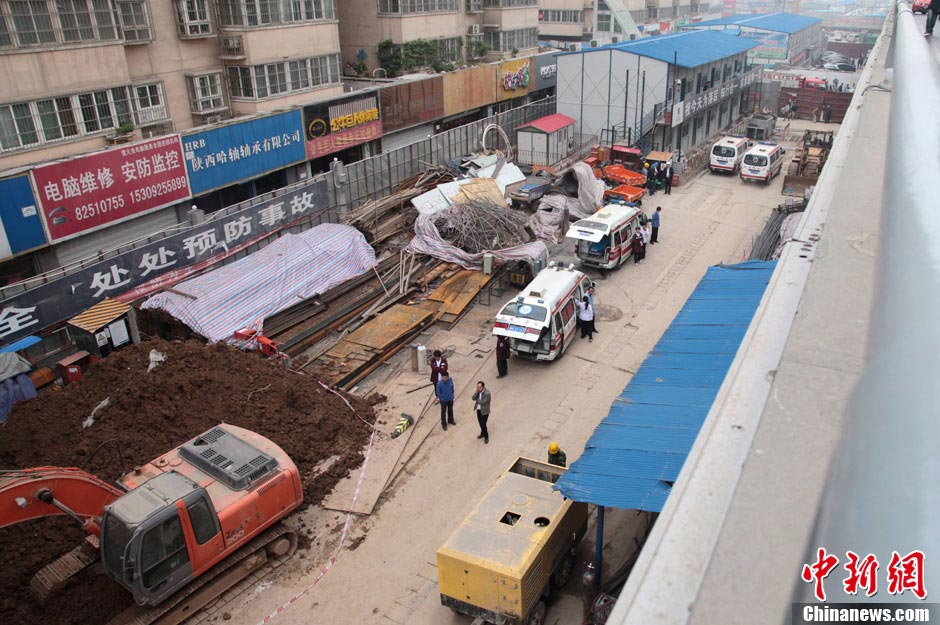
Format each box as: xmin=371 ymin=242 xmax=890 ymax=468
xmin=33 ymin=135 xmax=192 ymax=243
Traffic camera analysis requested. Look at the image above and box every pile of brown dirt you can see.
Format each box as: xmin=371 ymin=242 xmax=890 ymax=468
xmin=0 ymin=339 xmax=375 ymax=624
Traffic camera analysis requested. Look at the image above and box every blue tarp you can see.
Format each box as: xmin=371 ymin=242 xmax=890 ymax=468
xmin=0 ymin=335 xmax=41 ymax=353
xmin=554 ymin=260 xmax=776 ymax=511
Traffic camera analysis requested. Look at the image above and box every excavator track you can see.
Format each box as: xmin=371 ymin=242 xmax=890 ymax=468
xmin=107 ymin=523 xmax=297 ymax=625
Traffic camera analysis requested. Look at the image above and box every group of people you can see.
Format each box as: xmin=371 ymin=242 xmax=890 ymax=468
xmin=629 ymin=206 xmax=662 ymax=267
xmin=431 ymin=350 xmax=492 ymax=444
xmin=642 ymin=161 xmax=674 ymax=196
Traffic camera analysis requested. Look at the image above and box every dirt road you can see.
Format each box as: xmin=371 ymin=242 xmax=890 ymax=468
xmin=217 ymin=149 xmax=799 ymax=625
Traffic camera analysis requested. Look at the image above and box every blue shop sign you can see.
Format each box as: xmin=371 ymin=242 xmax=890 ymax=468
xmin=182 ymin=110 xmax=307 ymax=195
xmin=0 ymin=175 xmax=47 ymax=260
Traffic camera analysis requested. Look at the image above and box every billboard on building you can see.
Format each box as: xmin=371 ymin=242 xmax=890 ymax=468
xmin=303 ymin=93 xmax=383 ymax=160
xmin=532 ymin=53 xmax=558 ymax=92
xmin=0 ymin=176 xmax=47 ymax=260
xmin=32 ymin=136 xmax=191 ymax=244
xmin=443 ymin=65 xmax=497 ymax=116
xmin=182 ymin=110 xmax=307 ymax=196
xmin=0 ymin=177 xmax=330 ymax=346
xmin=380 ymin=78 xmax=444 ymax=133
xmin=497 ymin=59 xmax=532 ymax=101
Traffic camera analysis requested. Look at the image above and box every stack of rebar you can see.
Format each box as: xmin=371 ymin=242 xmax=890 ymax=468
xmin=434 ymin=198 xmax=530 ymax=255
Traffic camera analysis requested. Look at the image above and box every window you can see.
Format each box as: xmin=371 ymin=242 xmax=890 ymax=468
xmin=175 ymin=0 xmax=211 ymax=36
xmin=187 ymin=499 xmax=218 ymax=545
xmin=0 ymin=103 xmax=39 ymax=150
xmin=0 ymin=13 xmax=11 ymax=46
xmin=227 ymin=54 xmax=339 ymax=100
xmin=0 ymin=86 xmax=135 ymax=153
xmin=135 ymin=83 xmax=168 ymax=124
xmin=57 ymin=0 xmax=95 ymax=41
xmin=188 ymin=73 xmax=225 ymax=112
xmin=140 ymin=515 xmax=191 ymax=589
xmin=483 ymin=27 xmax=536 ymax=52
xmin=380 ymin=0 xmax=457 ymax=12
xmin=218 ymin=0 xmax=334 ymax=25
xmin=483 ymin=0 xmax=536 ymax=6
xmin=596 ymin=12 xmax=610 ymax=31
xmin=539 ymin=10 xmax=581 ymax=23
xmin=9 ymin=0 xmax=56 ymax=45
xmin=117 ymin=0 xmax=150 ymax=41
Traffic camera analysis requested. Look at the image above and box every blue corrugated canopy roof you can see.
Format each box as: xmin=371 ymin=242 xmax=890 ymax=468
xmin=683 ymin=12 xmax=821 ymax=34
xmin=555 ymin=30 xmax=758 ymax=68
xmin=554 ymin=260 xmax=776 ymax=512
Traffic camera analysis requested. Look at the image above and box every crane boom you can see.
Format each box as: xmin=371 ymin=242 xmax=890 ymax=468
xmin=0 ymin=467 xmax=123 ymax=535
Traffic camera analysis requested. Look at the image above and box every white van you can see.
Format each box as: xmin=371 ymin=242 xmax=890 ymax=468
xmin=493 ymin=263 xmax=593 ymax=362
xmin=709 ymin=136 xmax=750 ymax=173
xmin=565 ymin=203 xmax=644 ymax=270
xmin=740 ymin=142 xmax=784 ymax=184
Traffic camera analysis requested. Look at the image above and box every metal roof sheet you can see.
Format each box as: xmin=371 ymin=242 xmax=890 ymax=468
xmin=684 ymin=12 xmax=822 ymax=34
xmin=68 ymin=297 xmax=130 ymax=334
xmin=555 ymin=30 xmax=759 ymax=68
xmin=516 ymin=113 xmax=576 ymax=134
xmin=554 ymin=260 xmax=776 ymax=511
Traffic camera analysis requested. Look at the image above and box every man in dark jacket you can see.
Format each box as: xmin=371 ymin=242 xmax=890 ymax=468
xmin=434 ymin=371 xmax=456 ymax=430
xmin=662 ymin=163 xmax=673 ymax=195
xmin=471 ymin=381 xmax=491 ymax=444
xmin=495 ymin=335 xmax=510 ymax=378
xmin=927 ymin=0 xmax=940 ymax=34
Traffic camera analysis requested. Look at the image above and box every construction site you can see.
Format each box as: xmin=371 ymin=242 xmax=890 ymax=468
xmin=0 ymin=101 xmax=844 ymax=625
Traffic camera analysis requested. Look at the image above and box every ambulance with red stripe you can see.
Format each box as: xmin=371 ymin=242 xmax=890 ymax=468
xmin=565 ymin=203 xmax=643 ymax=270
xmin=493 ymin=262 xmax=593 ymax=361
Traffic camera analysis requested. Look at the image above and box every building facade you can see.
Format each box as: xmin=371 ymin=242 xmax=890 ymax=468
xmin=556 ymin=29 xmax=759 ymax=154
xmin=0 ymin=0 xmax=344 ymax=172
xmin=682 ymin=13 xmax=823 ymax=67
xmin=337 ymin=0 xmax=539 ymax=73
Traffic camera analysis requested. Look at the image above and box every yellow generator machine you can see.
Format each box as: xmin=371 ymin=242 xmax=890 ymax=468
xmin=437 ymin=458 xmax=589 ymax=625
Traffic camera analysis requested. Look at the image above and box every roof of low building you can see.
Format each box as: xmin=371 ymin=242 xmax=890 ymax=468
xmin=555 ymin=30 xmax=759 ymax=69
xmin=683 ymin=12 xmax=822 ymax=34
xmin=517 ymin=113 xmax=577 ymax=133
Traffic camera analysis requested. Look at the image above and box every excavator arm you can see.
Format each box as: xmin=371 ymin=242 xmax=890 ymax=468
xmin=0 ymin=467 xmax=123 ymax=536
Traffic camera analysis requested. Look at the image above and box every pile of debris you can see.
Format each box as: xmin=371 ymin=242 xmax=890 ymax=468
xmin=0 ymin=339 xmax=376 ymax=625
xmin=434 ymin=198 xmax=530 ymax=254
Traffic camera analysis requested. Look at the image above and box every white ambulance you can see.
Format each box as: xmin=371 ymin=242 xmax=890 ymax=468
xmin=493 ymin=263 xmax=593 ymax=361
xmin=740 ymin=142 xmax=785 ymax=184
xmin=709 ymin=135 xmax=751 ymax=173
xmin=565 ymin=203 xmax=644 ymax=270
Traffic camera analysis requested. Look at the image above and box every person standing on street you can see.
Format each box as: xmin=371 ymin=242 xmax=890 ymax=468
xmin=587 ymin=285 xmax=598 ymax=335
xmin=663 ymin=163 xmax=673 ymax=195
xmin=433 ymin=371 xmax=456 ymax=430
xmin=578 ymin=295 xmax=594 ymax=342
xmin=651 ymin=206 xmax=661 ymax=244
xmin=646 ymin=163 xmax=658 ymax=196
xmin=472 ymin=381 xmax=491 ymax=444
xmin=928 ymin=0 xmax=939 ymax=35
xmin=632 ymin=227 xmax=644 ymax=264
xmin=496 ymin=335 xmax=510 ymax=379
xmin=548 ymin=442 xmax=567 ymax=468
xmin=430 ymin=349 xmax=448 ymax=385
xmin=640 ymin=221 xmax=650 ymax=261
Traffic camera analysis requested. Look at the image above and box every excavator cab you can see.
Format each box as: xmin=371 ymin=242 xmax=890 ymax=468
xmin=101 ymin=471 xmax=220 ymax=606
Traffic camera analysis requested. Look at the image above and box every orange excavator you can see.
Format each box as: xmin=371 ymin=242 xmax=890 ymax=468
xmin=1 ymin=424 xmax=302 ymax=625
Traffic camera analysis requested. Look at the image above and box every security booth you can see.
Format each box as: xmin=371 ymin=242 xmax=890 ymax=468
xmin=67 ymin=297 xmax=140 ymax=359
xmin=515 ymin=113 xmax=577 ymax=168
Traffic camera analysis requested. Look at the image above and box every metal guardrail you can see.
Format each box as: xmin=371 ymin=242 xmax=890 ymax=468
xmin=795 ymin=0 xmax=940 ymax=601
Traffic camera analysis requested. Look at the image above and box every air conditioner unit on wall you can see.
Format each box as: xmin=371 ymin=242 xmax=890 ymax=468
xmin=611 ymin=35 xmax=621 ymax=43
xmin=568 ymin=43 xmax=578 ymax=51
xmin=590 ymin=39 xmax=599 ymax=47
xmin=468 ymin=24 xmax=481 ymax=35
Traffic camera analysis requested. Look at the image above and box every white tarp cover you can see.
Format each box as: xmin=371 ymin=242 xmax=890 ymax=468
xmin=142 ymin=224 xmax=376 ymax=344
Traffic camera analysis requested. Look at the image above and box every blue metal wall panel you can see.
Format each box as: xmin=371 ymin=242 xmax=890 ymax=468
xmin=182 ymin=110 xmax=307 ymax=196
xmin=555 ymin=261 xmax=776 ymax=511
xmin=0 ymin=175 xmax=47 ymax=259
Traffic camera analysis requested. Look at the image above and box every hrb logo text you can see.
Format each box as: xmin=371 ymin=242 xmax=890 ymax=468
xmin=801 ymin=549 xmax=926 ymax=602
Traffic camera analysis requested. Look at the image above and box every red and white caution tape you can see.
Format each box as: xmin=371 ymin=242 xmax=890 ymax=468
xmin=255 ymin=383 xmax=378 ymax=625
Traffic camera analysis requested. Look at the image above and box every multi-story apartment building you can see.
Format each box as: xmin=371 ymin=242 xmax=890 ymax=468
xmin=337 ymin=0 xmax=539 ymax=72
xmin=0 ymin=0 xmax=343 ymax=170
xmin=538 ymin=0 xmax=593 ymax=41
